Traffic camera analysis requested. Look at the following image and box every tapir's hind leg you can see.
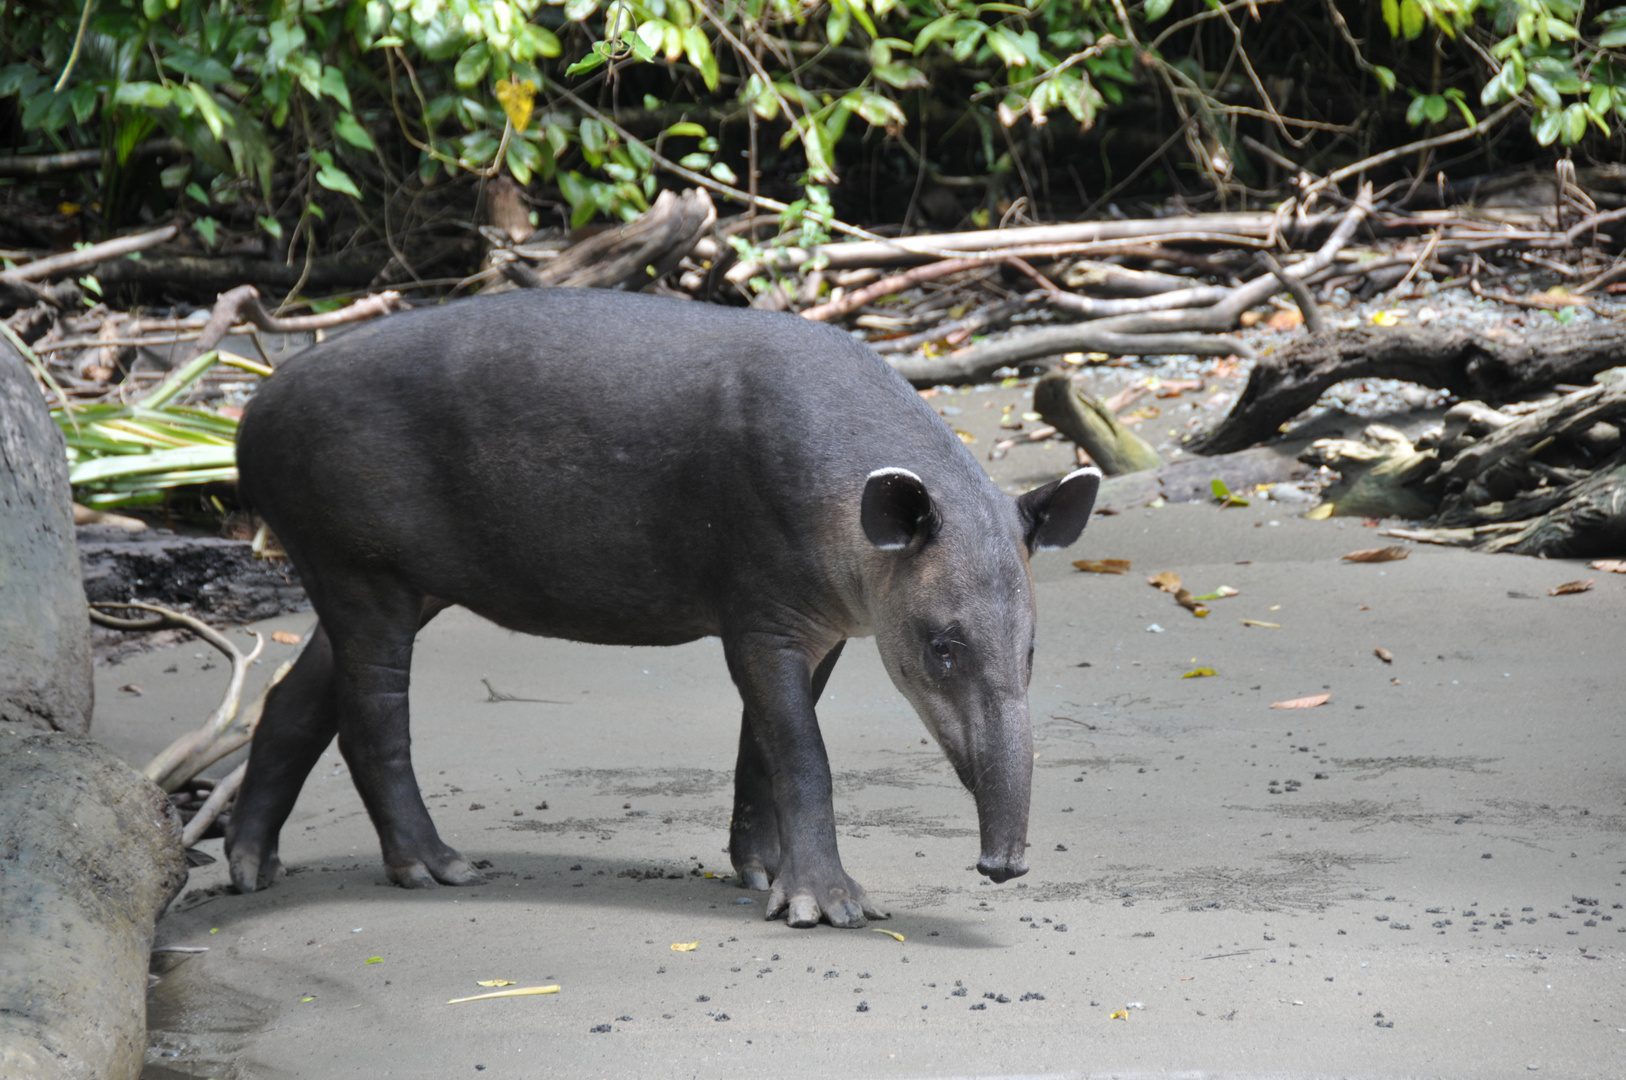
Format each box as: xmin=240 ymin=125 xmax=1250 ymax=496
xmin=226 ymin=624 xmax=340 ymax=893
xmin=315 ymin=583 xmax=482 ymax=889
xmin=731 ymin=640 xmax=845 ymax=891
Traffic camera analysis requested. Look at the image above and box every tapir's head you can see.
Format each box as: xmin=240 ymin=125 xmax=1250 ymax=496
xmin=861 ymin=465 xmax=1101 ymax=883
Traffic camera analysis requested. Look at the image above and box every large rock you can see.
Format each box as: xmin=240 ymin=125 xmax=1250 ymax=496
xmin=0 ymin=337 xmax=91 ymax=732
xmin=0 ymin=729 xmax=187 ymax=1080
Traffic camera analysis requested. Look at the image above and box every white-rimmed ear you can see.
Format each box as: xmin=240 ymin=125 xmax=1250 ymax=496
xmin=862 ymin=467 xmax=938 ymax=551
xmin=1016 ymin=466 xmax=1102 ymax=552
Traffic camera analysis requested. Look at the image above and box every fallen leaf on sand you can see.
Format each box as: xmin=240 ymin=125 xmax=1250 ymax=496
xmin=1181 ymin=668 xmax=1216 ymax=679
xmin=1074 ymin=559 xmax=1132 ymax=575
xmin=1271 ymin=694 xmax=1331 ymax=710
xmin=477 ymin=979 xmax=516 ymax=987
xmin=1304 ymin=503 xmax=1334 ymax=520
xmin=1239 ymin=619 xmax=1280 ymax=629
xmin=447 ymin=985 xmax=560 ymax=1004
xmin=272 ymin=630 xmax=303 ymax=645
xmin=1374 ymin=647 xmax=1394 ymax=663
xmin=1549 ymin=580 xmax=1593 ymax=596
xmin=363 ymin=956 xmax=383 ymax=965
xmin=119 ymin=684 xmax=142 ymax=695
xmin=1342 ymin=547 xmax=1408 ymax=563
xmin=1589 ymin=560 xmax=1626 ymax=573
xmin=1266 ymin=308 xmax=1304 ymax=330
xmin=1173 ymin=589 xmax=1210 ymax=617
xmin=1110 ymin=1010 xmax=1129 ymax=1020
xmin=300 ymin=996 xmax=315 ymax=1003
xmin=1192 ymin=586 xmax=1239 ymax=601
xmin=872 ymin=929 xmax=906 ymax=942
xmin=953 ymin=429 xmax=975 ymax=445
xmin=1148 ymin=571 xmax=1182 ymax=592
xmin=671 ymin=941 xmax=700 ymax=951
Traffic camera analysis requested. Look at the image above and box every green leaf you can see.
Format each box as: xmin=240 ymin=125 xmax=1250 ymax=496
xmin=1406 ymin=95 xmax=1429 ymax=126
xmin=579 ymin=117 xmax=605 ymax=155
xmin=316 ymin=163 xmax=362 ymax=198
xmin=1400 ymin=0 xmax=1424 ymax=40
xmin=257 ymin=215 xmax=283 ymax=240
xmin=709 ymin=161 xmax=738 ymax=184
xmin=678 ymin=152 xmax=711 ymax=169
xmin=334 ymin=112 xmax=376 ymax=151
xmin=1527 ymin=72 xmax=1561 ymax=108
xmin=563 ymin=0 xmax=597 ymax=20
xmin=1372 ymin=65 xmax=1396 ymax=93
xmin=193 ymin=217 xmax=219 ymax=247
xmin=1563 ymin=103 xmax=1589 ymax=143
xmin=114 ymin=82 xmax=174 ymax=109
xmin=1601 ymin=28 xmax=1626 ymax=48
xmin=318 ymin=66 xmax=353 ymax=112
xmin=184 ymin=182 xmax=209 ymax=205
xmin=827 ymin=0 xmax=851 ymax=46
xmin=1534 ymin=110 xmax=1563 ymax=146
xmin=455 ymin=44 xmax=491 ymax=90
xmin=78 ymin=275 xmax=101 ymax=297
xmin=873 ymin=63 xmax=928 ymax=90
xmin=914 ymin=14 xmax=957 ymax=52
xmin=1423 ymin=95 xmax=1448 ymax=124
xmin=1381 ymin=0 xmax=1400 ymax=37
xmin=564 ymin=50 xmax=608 ymax=78
xmin=1145 ymin=0 xmax=1175 ymax=21
xmin=664 ymin=122 xmax=708 ymax=139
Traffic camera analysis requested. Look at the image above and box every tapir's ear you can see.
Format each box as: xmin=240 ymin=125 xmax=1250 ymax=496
xmin=1016 ymin=466 xmax=1102 ymax=552
xmin=862 ymin=468 xmax=939 ymax=551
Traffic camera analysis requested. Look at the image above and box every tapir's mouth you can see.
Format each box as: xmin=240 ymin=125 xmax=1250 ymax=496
xmin=976 ymin=855 xmax=1029 ymax=883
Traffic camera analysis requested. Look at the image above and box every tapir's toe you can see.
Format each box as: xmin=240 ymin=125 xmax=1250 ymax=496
xmin=736 ymin=857 xmax=772 ymax=892
xmin=766 ymin=872 xmax=880 ymax=929
xmin=228 ymin=848 xmax=283 ymax=894
xmin=386 ymin=847 xmax=487 ymax=889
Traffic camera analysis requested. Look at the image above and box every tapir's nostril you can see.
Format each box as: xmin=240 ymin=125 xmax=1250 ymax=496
xmin=977 ymin=856 xmax=1029 ymax=883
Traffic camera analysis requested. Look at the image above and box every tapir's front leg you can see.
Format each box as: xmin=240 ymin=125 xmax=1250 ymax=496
xmin=731 ymin=640 xmax=846 ymax=891
xmin=725 ymin=633 xmax=885 ymax=928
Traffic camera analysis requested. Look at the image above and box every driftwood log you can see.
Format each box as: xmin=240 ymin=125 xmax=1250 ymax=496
xmin=0 ymin=729 xmax=187 ymax=1080
xmin=1032 ymin=370 xmax=1163 ymax=475
xmin=0 ymin=336 xmax=91 ymax=733
xmin=500 ymin=188 xmax=716 ymax=292
xmin=1197 ymin=322 xmax=1626 ymax=455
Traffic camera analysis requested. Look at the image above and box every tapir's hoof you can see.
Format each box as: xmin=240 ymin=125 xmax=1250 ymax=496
xmin=385 ymin=850 xmax=487 ymax=889
xmin=766 ymin=875 xmax=888 ymax=929
xmin=976 ymin=855 xmax=1029 ymax=884
xmin=735 ymin=856 xmax=772 ymax=893
xmin=228 ymin=848 xmax=284 ymax=894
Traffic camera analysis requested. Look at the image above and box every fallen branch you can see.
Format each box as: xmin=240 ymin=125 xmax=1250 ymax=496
xmin=500 ymin=187 xmax=715 ymax=292
xmin=90 ymin=602 xmax=273 ymax=793
xmin=89 ymin=253 xmax=385 ymax=295
xmin=0 ymin=137 xmax=187 ymax=177
xmin=176 ymin=285 xmax=406 ymax=365
xmin=870 ymin=295 xmax=1039 ymax=355
xmin=800 ymin=257 xmax=987 ymax=321
xmin=1032 ymin=369 xmax=1163 ymax=475
xmin=1195 ymin=320 xmax=1626 ymax=455
xmin=180 ymin=761 xmax=247 ymax=848
xmin=0 ymin=225 xmax=178 ymax=284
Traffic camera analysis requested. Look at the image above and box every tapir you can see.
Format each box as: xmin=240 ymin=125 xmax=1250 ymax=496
xmin=226 ymin=288 xmax=1100 ymax=928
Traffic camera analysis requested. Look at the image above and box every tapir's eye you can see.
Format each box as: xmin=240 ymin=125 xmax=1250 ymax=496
xmin=928 ymin=627 xmax=959 ymax=673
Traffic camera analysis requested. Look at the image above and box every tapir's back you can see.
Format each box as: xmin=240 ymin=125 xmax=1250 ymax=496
xmin=238 ymin=289 xmax=997 ymax=644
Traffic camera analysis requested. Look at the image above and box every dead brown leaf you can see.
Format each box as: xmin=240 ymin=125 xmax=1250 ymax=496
xmin=1342 ymin=547 xmax=1409 ymax=564
xmin=1074 ymin=559 xmax=1132 ymax=575
xmin=1173 ymin=589 xmax=1209 ymax=617
xmin=271 ymin=630 xmax=303 ymax=645
xmin=1374 ymin=647 xmax=1394 ymax=664
xmin=1148 ymin=571 xmax=1182 ymax=593
xmin=1270 ymin=693 xmax=1331 ymax=710
xmin=1152 ymin=379 xmax=1203 ymax=399
xmin=1589 ymin=560 xmax=1626 ymax=574
xmin=1549 ymin=580 xmax=1594 ymax=596
xmin=1265 ymin=308 xmax=1304 ymax=331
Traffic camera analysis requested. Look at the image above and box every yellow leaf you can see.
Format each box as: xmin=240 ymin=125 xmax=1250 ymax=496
xmin=364 ymin=956 xmax=383 ymax=964
xmin=209 ymin=928 xmax=218 ymax=934
xmin=447 ymin=984 xmax=560 ymax=1004
xmin=671 ymin=941 xmax=700 ymax=951
xmin=1305 ymin=503 xmax=1334 ymax=520
xmin=1110 ymin=1010 xmax=1128 ymax=1020
xmin=494 ymin=77 xmax=536 ymax=132
xmin=271 ymin=630 xmax=302 ymax=645
xmin=871 ymin=928 xmax=905 ymax=941
xmin=1239 ymin=619 xmax=1281 ymax=629
xmin=299 ymin=996 xmax=315 ymax=1003
xmin=1371 ymin=309 xmax=1403 ymax=326
xmin=476 ymin=979 xmax=516 ymax=987
xmin=954 ymin=429 xmax=975 ymax=445
xmin=1181 ymin=668 xmax=1216 ymax=678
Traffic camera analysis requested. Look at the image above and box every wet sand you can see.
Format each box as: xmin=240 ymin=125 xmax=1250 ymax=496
xmin=94 ymin=494 xmax=1626 ymax=1080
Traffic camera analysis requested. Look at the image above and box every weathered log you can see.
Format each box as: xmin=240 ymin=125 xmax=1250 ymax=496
xmin=0 ymin=336 xmax=91 ymax=734
xmin=90 ymin=253 xmax=384 ymax=297
xmin=1092 ymin=446 xmax=1311 ymax=512
xmin=1195 ymin=322 xmax=1626 ymax=456
xmin=1299 ymin=424 xmax=1438 ymax=519
xmin=1385 ymin=460 xmax=1626 ymax=558
xmin=78 ymin=527 xmax=308 ymax=626
xmin=1032 ymin=370 xmax=1163 ymax=475
xmin=0 ymin=137 xmax=187 ymax=177
xmin=0 ymin=728 xmax=187 ymax=1080
xmin=0 ymin=225 xmax=178 ymax=285
xmin=501 ymin=188 xmax=715 ymax=292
